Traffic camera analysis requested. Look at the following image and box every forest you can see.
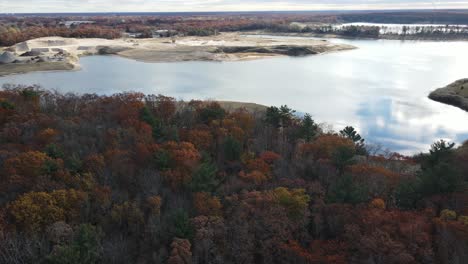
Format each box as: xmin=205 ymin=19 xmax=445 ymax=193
xmin=0 ymin=86 xmax=466 ymax=263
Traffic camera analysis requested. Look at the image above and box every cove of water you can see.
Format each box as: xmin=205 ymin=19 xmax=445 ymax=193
xmin=1 ymin=37 xmax=468 ymax=154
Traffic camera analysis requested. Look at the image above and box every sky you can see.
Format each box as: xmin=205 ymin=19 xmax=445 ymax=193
xmin=0 ymin=0 xmax=468 ymax=13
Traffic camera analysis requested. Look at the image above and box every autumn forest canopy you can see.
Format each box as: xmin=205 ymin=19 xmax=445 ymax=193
xmin=0 ymin=86 xmax=466 ymax=263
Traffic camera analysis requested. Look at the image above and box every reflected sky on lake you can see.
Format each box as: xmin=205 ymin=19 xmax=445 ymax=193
xmin=1 ymin=37 xmax=468 ymax=154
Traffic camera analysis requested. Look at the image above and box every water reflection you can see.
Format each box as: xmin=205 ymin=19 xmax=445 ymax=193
xmin=1 ymin=37 xmax=468 ymax=154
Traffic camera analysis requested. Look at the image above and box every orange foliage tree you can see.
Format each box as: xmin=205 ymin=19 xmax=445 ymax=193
xmin=8 ymin=189 xmax=87 ymax=232
xmin=160 ymin=141 xmax=201 ymax=189
xmin=180 ymin=128 xmax=213 ymax=151
xmin=278 ymin=239 xmax=348 ymax=264
xmin=2 ymin=151 xmax=56 ymax=191
xmin=238 ymin=152 xmax=280 ymax=185
xmin=193 ymin=192 xmax=223 ymax=216
xmin=349 ymin=164 xmax=400 ymax=199
xmin=299 ymin=134 xmax=355 ymax=160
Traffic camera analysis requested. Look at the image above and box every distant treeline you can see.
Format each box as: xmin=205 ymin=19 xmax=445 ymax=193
xmin=2 ymin=10 xmax=468 ymax=46
xmin=0 ymin=25 xmax=121 ymax=46
xmin=338 ymin=10 xmax=468 ymax=25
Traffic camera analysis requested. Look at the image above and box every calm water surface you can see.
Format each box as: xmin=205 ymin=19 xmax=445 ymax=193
xmin=1 ymin=37 xmax=468 ymax=154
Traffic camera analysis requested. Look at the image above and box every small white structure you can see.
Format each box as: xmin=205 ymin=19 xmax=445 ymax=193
xmin=153 ymin=30 xmax=178 ymax=38
xmin=61 ymin=21 xmax=95 ymax=28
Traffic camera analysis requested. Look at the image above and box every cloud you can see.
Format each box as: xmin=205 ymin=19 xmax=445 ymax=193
xmin=1 ymin=0 xmax=468 ymax=12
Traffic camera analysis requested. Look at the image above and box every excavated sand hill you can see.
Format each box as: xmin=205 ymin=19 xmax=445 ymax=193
xmin=0 ymin=32 xmax=356 ymax=76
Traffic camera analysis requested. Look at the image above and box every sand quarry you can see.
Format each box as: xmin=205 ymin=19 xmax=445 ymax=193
xmin=0 ymin=32 xmax=355 ymax=76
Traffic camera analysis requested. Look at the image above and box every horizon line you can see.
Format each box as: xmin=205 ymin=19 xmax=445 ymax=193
xmin=2 ymin=8 xmax=468 ymax=15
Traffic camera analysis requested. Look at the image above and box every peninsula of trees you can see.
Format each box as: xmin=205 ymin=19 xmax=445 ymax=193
xmin=430 ymin=79 xmax=468 ymax=112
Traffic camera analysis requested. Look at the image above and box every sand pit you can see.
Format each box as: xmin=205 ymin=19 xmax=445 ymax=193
xmin=0 ymin=32 xmax=356 ymax=76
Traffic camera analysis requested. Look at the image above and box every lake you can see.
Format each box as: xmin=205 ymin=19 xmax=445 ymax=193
xmin=1 ymin=36 xmax=468 ymax=154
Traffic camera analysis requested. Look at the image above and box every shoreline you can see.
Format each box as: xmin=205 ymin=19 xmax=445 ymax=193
xmin=245 ymin=30 xmax=468 ymax=42
xmin=0 ymin=61 xmax=78 ymax=77
xmin=0 ymin=32 xmax=355 ymax=77
xmin=429 ymin=79 xmax=468 ymax=112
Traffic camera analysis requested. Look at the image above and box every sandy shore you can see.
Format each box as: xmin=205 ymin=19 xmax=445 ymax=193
xmin=429 ymin=79 xmax=468 ymax=112
xmin=0 ymin=32 xmax=355 ymax=77
xmin=0 ymin=62 xmax=76 ymax=77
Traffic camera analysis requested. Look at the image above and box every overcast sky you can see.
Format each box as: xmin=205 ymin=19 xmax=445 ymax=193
xmin=1 ymin=0 xmax=467 ymax=13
